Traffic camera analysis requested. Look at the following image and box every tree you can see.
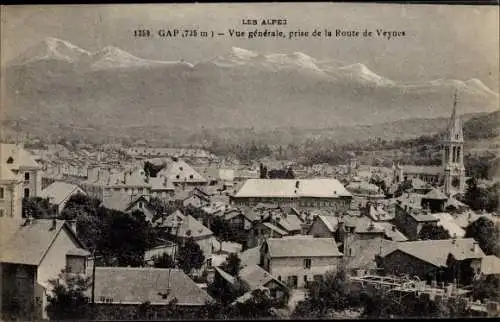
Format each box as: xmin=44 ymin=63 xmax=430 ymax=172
xmin=220 ymin=253 xmax=241 ymax=276
xmin=22 ymin=197 xmax=56 ymax=219
xmin=144 ymin=161 xmax=166 ymax=178
xmin=152 ymin=252 xmax=175 ymax=269
xmin=465 ymin=217 xmax=500 ymax=256
xmin=463 ymin=178 xmax=499 ymax=212
xmin=99 ymin=210 xmax=157 ymax=267
xmin=294 ymin=269 xmax=361 ymax=318
xmin=177 ymin=237 xmax=205 ymax=274
xmin=472 ymin=275 xmax=500 ymax=302
xmin=418 ymin=223 xmax=451 ymax=240
xmin=46 ymin=270 xmax=92 ymax=320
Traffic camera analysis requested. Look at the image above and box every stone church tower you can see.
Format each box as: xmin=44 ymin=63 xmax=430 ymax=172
xmin=442 ymin=92 xmax=466 ymax=196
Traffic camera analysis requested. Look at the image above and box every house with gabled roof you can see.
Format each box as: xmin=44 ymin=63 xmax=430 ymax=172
xmin=260 ymin=236 xmax=343 ymax=289
xmin=156 ymin=210 xmax=214 ymax=259
xmin=157 ymin=158 xmax=208 ymax=187
xmin=380 ymin=238 xmax=485 ymax=284
xmin=39 ymin=181 xmax=87 ymax=214
xmin=1 ymin=143 xmax=43 ymax=198
xmin=0 ymin=217 xmax=90 ymax=320
xmin=88 ymin=267 xmax=213 ymax=319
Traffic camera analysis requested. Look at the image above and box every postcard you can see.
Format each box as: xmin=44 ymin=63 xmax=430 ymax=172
xmin=0 ymin=3 xmax=499 ymax=321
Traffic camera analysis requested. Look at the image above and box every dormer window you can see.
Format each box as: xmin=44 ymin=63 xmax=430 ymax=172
xmin=24 ymin=172 xmax=30 ymax=181
xmin=6 ymin=157 xmax=14 ymax=164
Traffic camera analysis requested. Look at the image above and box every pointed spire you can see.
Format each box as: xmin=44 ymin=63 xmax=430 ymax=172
xmin=447 ymin=89 xmax=463 ymax=141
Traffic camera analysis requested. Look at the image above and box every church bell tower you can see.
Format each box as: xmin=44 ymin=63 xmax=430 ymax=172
xmin=442 ymin=91 xmax=466 ymax=196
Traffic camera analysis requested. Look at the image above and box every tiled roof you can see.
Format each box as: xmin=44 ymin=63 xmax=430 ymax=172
xmin=39 ymin=182 xmax=85 ymax=205
xmin=383 ymin=238 xmax=485 ymax=267
xmin=234 ymin=179 xmax=352 ymax=198
xmin=157 ymin=159 xmax=207 ymax=183
xmin=0 ymin=164 xmax=21 ymax=181
xmin=150 ymin=177 xmax=175 ymax=191
xmin=481 ymin=255 xmax=500 ymax=275
xmin=240 ymin=246 xmax=260 ymax=268
xmin=239 ymin=265 xmax=286 ymax=291
xmin=265 ymin=237 xmax=342 ymax=258
xmin=0 ymin=219 xmax=86 ymax=265
xmin=423 ymin=188 xmax=448 ymax=200
xmin=88 ymin=267 xmax=213 ymax=306
xmin=346 ymin=238 xmax=398 ymax=270
xmin=276 ymin=213 xmax=303 ymax=232
xmin=374 ymin=222 xmax=408 ymax=242
xmin=261 ymin=222 xmax=288 ymax=236
xmin=0 ymin=143 xmax=42 ymax=169
xmin=160 ymin=212 xmax=212 ymax=239
xmin=316 ymin=215 xmax=339 ymax=233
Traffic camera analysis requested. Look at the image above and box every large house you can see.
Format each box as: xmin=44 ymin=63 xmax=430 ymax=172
xmin=231 ymin=179 xmax=352 ymax=210
xmin=1 ymin=143 xmax=43 ymax=198
xmin=89 ymin=267 xmax=214 ymax=320
xmin=260 ymin=236 xmax=343 ymax=289
xmin=82 ymin=167 xmax=152 ymax=201
xmin=156 ymin=210 xmax=214 ymax=260
xmin=380 ymin=238 xmax=484 ymax=284
xmin=157 ymin=159 xmax=208 ymax=187
xmin=0 ymin=218 xmax=90 ymax=320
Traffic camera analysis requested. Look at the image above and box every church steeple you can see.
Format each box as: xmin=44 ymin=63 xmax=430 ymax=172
xmin=442 ymin=90 xmax=465 ymax=196
xmin=447 ymin=90 xmax=463 ymax=142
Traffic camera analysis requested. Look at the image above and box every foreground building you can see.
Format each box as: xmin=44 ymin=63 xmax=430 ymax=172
xmin=231 ymin=179 xmax=352 ymax=210
xmin=89 ymin=267 xmax=214 ymax=320
xmin=259 ymin=236 xmax=343 ymax=289
xmin=0 ymin=218 xmax=90 ymax=320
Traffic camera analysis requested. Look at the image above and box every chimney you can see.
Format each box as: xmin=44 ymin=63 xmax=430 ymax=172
xmin=472 ymin=242 xmax=478 ymax=252
xmin=392 ymin=225 xmax=396 ymax=232
xmin=51 ymin=217 xmax=57 ymax=230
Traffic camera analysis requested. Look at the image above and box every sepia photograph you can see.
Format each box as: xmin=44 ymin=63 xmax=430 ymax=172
xmin=0 ymin=2 xmax=499 ymax=320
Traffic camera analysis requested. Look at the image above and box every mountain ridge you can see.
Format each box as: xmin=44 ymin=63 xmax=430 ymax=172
xmin=4 ymin=37 xmax=499 ymax=136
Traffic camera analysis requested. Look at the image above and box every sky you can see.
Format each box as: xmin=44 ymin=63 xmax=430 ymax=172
xmin=2 ymin=3 xmax=499 ymax=89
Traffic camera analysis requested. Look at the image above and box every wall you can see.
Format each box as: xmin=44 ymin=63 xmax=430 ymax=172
xmin=0 ymin=180 xmax=23 ymax=220
xmin=21 ymin=168 xmax=41 ymax=198
xmin=0 ymin=263 xmax=37 ymax=320
xmin=37 ymin=227 xmax=83 ymax=287
xmin=269 ymin=256 xmax=340 ymax=288
xmin=382 ymin=250 xmax=439 ymax=279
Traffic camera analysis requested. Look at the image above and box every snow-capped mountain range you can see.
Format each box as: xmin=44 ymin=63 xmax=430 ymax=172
xmin=4 ymin=37 xmax=499 ymax=134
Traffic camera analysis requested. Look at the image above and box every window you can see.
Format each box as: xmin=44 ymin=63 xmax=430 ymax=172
xmin=24 ymin=172 xmax=30 ymax=181
xmin=206 ymin=258 xmax=212 ymax=268
xmin=0 ymin=187 xmax=4 ymax=199
xmin=0 ymin=208 xmax=4 ymax=217
xmin=303 ymin=258 xmax=312 ymax=269
xmin=24 ymin=188 xmax=30 ymax=198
